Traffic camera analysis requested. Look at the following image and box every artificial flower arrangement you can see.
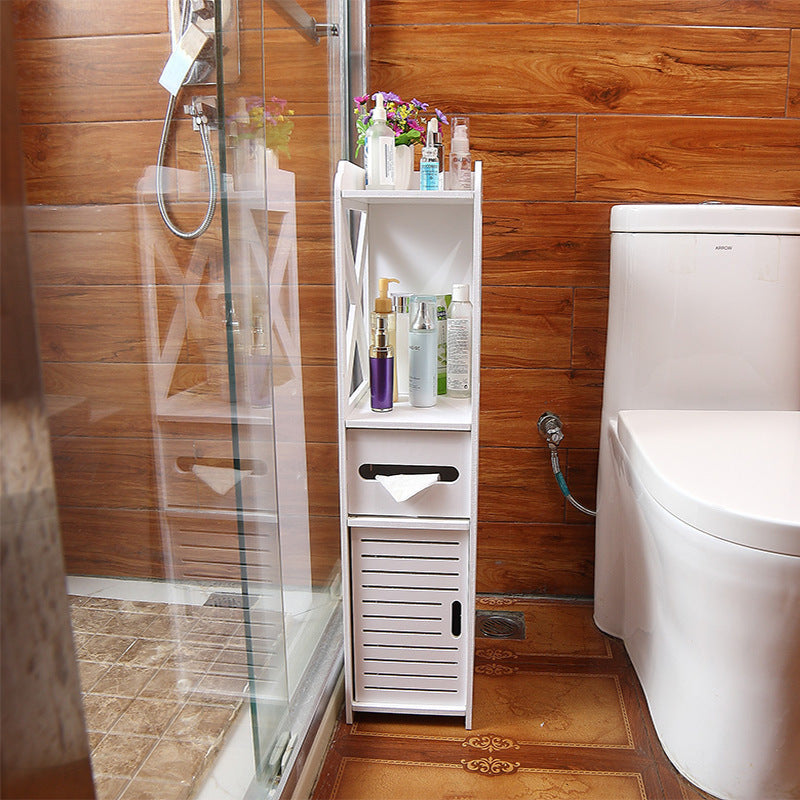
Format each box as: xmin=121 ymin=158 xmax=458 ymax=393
xmin=229 ymin=96 xmax=295 ymax=156
xmin=353 ymin=91 xmax=448 ymax=154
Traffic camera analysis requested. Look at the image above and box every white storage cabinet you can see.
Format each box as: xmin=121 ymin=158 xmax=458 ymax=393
xmin=333 ymin=160 xmax=482 ymax=727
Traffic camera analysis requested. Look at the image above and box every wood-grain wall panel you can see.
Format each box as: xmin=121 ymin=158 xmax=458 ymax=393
xmin=579 ymin=0 xmax=799 ymax=27
xmin=577 ymin=116 xmax=800 ymax=203
xmin=296 ymin=201 xmax=334 ymax=284
xmin=301 ymin=365 xmax=337 ymax=443
xmin=35 ymin=286 xmax=148 ymax=363
xmin=370 ymin=25 xmax=789 ymax=116
xmin=472 ymin=116 xmax=575 ymax=203
xmin=52 ymin=437 xmax=158 ymax=510
xmin=477 ymin=522 xmax=594 ymax=596
xmin=370 ymin=0 xmax=578 ymax=26
xmin=59 ymin=507 xmax=165 ymax=579
xmin=479 ymin=447 xmax=565 ymax=524
xmin=479 ymin=369 xmax=603 ymax=450
xmin=563 ymin=448 xmax=600 ymax=525
xmin=43 ymin=363 xmax=154 ymax=438
xmin=299 ymin=284 xmax=335 ymax=367
xmin=482 ymin=202 xmax=610 ymax=287
xmin=481 ymin=287 xmax=572 ymax=369
xmin=12 ymin=0 xmax=167 ymax=38
xmin=305 ymin=441 xmax=339 ymax=518
xmin=789 ymin=30 xmax=800 ymax=118
xmin=572 ymin=288 xmax=609 ymax=371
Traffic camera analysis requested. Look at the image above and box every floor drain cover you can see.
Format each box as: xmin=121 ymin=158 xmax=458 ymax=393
xmin=476 ymin=610 xmax=526 ymax=640
xmin=204 ymin=592 xmax=251 ymax=609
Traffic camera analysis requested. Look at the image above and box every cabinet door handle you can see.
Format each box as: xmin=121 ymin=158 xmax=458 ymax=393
xmin=451 ymin=601 xmax=462 ymax=638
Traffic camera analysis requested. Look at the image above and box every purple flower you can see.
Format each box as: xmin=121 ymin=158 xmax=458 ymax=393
xmin=435 ymin=108 xmax=449 ymax=125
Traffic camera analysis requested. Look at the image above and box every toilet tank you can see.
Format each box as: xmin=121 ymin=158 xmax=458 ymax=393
xmin=601 ymin=204 xmax=800 ymax=429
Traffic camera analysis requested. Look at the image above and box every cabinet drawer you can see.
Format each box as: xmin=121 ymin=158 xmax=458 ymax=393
xmin=350 ymin=524 xmax=468 ymax=710
xmin=346 ymin=429 xmax=471 ymax=518
xmin=159 ymin=435 xmax=277 ymax=513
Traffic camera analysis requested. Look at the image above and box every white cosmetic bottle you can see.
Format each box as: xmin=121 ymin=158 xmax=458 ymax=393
xmin=448 ymin=117 xmax=471 ymax=190
xmin=408 ymin=295 xmax=438 ymax=407
xmin=446 ymin=283 xmax=472 ymax=397
xmin=365 ymin=93 xmax=395 ymax=190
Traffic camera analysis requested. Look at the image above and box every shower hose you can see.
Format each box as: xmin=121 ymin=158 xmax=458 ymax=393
xmin=155 ymin=2 xmax=218 ymax=239
xmin=538 ymin=412 xmax=597 ymax=517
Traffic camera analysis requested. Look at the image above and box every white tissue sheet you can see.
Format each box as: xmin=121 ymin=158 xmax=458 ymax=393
xmin=375 ymin=473 xmax=440 ymax=503
xmin=192 ymin=465 xmax=252 ymax=495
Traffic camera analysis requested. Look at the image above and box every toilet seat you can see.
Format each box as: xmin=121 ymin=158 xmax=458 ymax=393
xmin=616 ymin=409 xmax=800 ymax=557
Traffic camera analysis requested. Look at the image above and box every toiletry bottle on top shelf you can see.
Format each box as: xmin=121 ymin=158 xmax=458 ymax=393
xmin=370 ymin=277 xmax=399 ymax=411
xmin=408 ymin=295 xmax=438 ymax=407
xmin=392 ymin=292 xmax=411 ymax=397
xmin=365 ymin=93 xmax=395 ymax=190
xmin=430 ymin=117 xmax=444 ymax=189
xmin=446 ymin=283 xmax=472 ymax=398
xmin=448 ymin=117 xmax=471 ymax=190
xmin=419 ymin=122 xmax=439 ymax=192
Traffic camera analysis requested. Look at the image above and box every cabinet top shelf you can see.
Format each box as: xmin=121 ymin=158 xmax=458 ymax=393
xmin=345 ymin=392 xmax=472 ymax=431
xmin=340 ymin=188 xmax=474 ymax=206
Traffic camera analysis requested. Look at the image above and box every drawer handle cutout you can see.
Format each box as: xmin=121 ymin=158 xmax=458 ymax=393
xmin=358 ymin=463 xmax=459 ymax=482
xmin=176 ymin=457 xmax=266 ymax=476
xmin=451 ymin=601 xmax=462 ymax=638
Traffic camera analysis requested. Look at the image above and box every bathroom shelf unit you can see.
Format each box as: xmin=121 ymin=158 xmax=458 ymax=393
xmin=333 ymin=160 xmax=482 ymax=728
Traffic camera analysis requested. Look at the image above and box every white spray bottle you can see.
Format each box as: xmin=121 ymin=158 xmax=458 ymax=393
xmin=365 ymin=93 xmax=395 ymax=189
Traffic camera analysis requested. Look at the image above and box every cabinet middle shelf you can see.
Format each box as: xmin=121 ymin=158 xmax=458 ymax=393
xmin=344 ymin=391 xmax=472 ymax=430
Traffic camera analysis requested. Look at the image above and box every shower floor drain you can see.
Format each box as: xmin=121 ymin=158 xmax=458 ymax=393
xmin=204 ymin=592 xmax=251 ymax=609
xmin=476 ymin=610 xmax=526 ymax=640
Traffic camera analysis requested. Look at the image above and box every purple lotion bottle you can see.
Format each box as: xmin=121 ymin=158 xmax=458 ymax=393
xmin=370 ymin=278 xmax=398 ymax=412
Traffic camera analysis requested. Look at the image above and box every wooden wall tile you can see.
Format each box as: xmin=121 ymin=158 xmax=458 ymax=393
xmin=483 ymin=202 xmax=610 ymax=287
xmin=35 ymin=286 xmax=148 ymax=363
xmin=480 ymin=369 xmax=603 ymax=450
xmin=577 ymin=116 xmax=800 ymax=203
xmin=308 ymin=514 xmax=341 ymax=587
xmin=43 ymin=363 xmax=154 ymax=438
xmin=481 ymin=287 xmax=572 ymax=369
xmin=296 ymin=201 xmax=334 ymax=285
xmin=370 ymin=0 xmax=578 ymax=26
xmin=369 ymin=25 xmax=789 ymax=116
xmin=52 ymin=437 xmax=158 ymax=510
xmin=305 ymin=441 xmax=339 ymax=518
xmin=563 ymin=448 xmax=600 ymax=524
xmin=579 ymin=0 xmax=799 ymax=27
xmin=572 ymin=288 xmax=609 ymax=370
xmin=301 ymin=365 xmax=338 ymax=443
xmin=789 ymin=30 xmax=800 ymax=119
xmin=59 ymin=508 xmax=165 ymax=579
xmin=477 ymin=522 xmax=594 ymax=596
xmin=299 ymin=284 xmax=335 ymax=366
xmin=479 ymin=446 xmax=565 ymax=524
xmin=473 ymin=116 xmax=576 ymax=203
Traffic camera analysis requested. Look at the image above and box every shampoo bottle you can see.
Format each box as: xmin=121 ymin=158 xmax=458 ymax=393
xmin=446 ymin=283 xmax=472 ymax=398
xmin=408 ymin=295 xmax=438 ymax=407
xmin=448 ymin=117 xmax=471 ymax=190
xmin=370 ymin=277 xmax=398 ymax=411
xmin=365 ymin=93 xmax=395 ymax=190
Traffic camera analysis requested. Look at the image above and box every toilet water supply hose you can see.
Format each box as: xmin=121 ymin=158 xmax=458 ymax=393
xmin=537 ymin=412 xmax=597 ymax=517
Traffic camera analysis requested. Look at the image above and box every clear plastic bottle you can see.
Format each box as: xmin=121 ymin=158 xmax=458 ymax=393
xmin=448 ymin=117 xmax=471 ymax=190
xmin=365 ymin=93 xmax=395 ymax=189
xmin=446 ymin=283 xmax=472 ymax=397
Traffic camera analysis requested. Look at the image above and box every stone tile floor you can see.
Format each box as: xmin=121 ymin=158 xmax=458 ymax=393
xmin=312 ymin=596 xmax=718 ymax=800
xmin=70 ymin=594 xmax=249 ymax=800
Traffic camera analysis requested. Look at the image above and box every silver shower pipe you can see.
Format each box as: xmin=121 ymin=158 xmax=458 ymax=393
xmin=266 ymin=0 xmax=339 ymax=44
xmin=537 ymin=412 xmax=597 ymax=517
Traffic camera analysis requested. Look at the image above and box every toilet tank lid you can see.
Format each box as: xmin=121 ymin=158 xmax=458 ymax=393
xmin=611 ymin=204 xmax=800 ymax=235
xmin=616 ymin=410 xmax=800 ymax=556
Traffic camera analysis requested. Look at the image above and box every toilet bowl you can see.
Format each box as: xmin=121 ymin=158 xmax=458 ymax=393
xmin=595 ymin=204 xmax=800 ymax=800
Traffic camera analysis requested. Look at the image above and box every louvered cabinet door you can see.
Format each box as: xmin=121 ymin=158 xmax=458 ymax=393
xmin=350 ymin=525 xmax=469 ymax=711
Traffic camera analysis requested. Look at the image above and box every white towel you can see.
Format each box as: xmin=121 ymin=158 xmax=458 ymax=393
xmin=375 ymin=473 xmax=440 ymax=503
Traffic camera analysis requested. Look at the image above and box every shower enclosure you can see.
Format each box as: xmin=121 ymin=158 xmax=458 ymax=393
xmin=14 ymin=0 xmax=363 ymax=795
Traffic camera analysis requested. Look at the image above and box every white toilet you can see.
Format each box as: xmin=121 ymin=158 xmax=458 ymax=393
xmin=594 ymin=204 xmax=800 ymax=800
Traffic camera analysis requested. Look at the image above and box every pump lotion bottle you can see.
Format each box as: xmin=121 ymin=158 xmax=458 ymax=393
xmin=408 ymin=295 xmax=438 ymax=407
xmin=365 ymin=93 xmax=395 ymax=190
xmin=370 ymin=278 xmax=398 ymax=411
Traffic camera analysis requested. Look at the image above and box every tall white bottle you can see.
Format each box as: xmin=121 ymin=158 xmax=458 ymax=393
xmin=365 ymin=93 xmax=395 ymax=190
xmin=446 ymin=283 xmax=472 ymax=398
xmin=408 ymin=295 xmax=438 ymax=408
